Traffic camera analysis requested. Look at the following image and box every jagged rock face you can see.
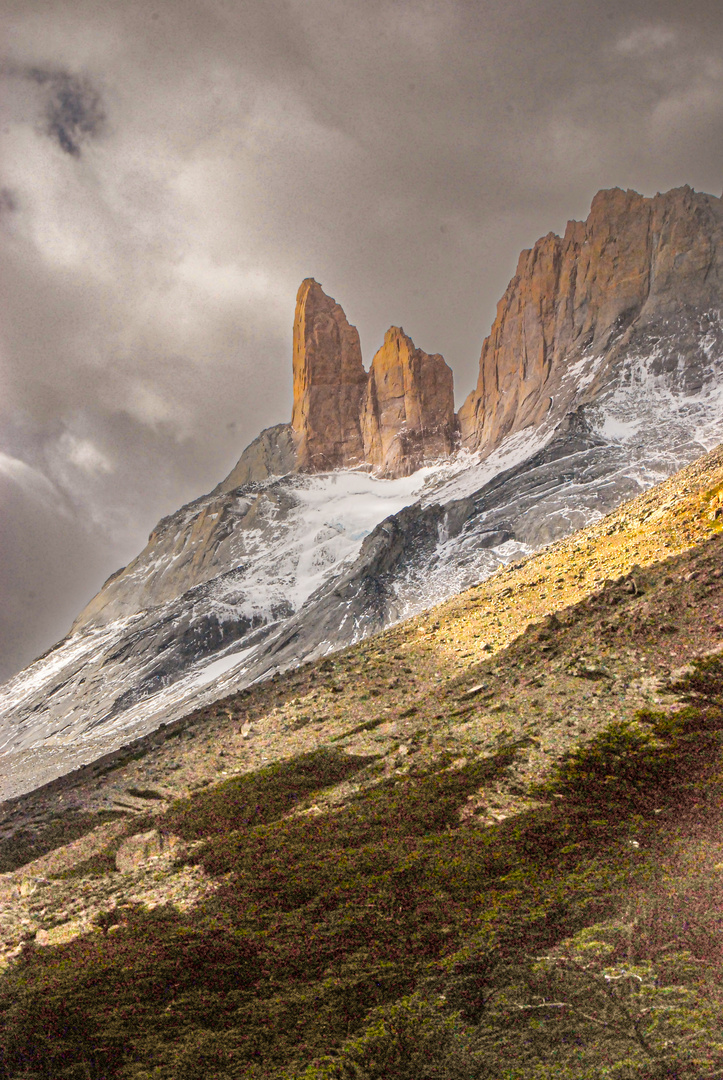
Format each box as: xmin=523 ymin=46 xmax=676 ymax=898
xmin=360 ymin=327 xmax=456 ymax=477
xmin=213 ymin=424 xmax=296 ymax=493
xmin=71 ymin=479 xmax=308 ymax=632
xmin=458 ymin=185 xmax=723 ymax=452
xmin=290 ymin=279 xmax=367 ymax=471
xmin=291 ymin=189 xmax=723 ymax=474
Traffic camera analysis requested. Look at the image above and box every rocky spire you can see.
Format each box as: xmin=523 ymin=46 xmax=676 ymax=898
xmin=360 ymin=326 xmax=456 ymax=476
xmin=290 ymin=278 xmax=367 ymax=471
xmin=287 ymin=186 xmax=723 ymax=474
xmin=289 ymin=281 xmax=457 ymax=477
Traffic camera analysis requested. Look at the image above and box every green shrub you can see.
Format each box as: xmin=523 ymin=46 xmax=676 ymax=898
xmin=538 ymin=721 xmax=676 ymax=811
xmin=166 ymin=1029 xmax=236 ymax=1080
xmin=164 ymin=748 xmax=374 ymax=839
xmin=302 ymin=995 xmax=475 ymax=1080
xmin=0 ymin=811 xmax=127 ymax=874
xmin=0 ymin=905 xmax=261 ymax=1080
xmin=52 ymin=847 xmax=119 ymax=879
xmin=330 ymin=717 xmax=387 ymax=741
xmin=483 ymin=920 xmax=723 ymax=1075
xmin=668 ymin=652 xmax=723 ymax=706
xmin=4 ymin=669 xmax=723 ymax=1080
xmin=126 ymin=787 xmax=166 ymax=801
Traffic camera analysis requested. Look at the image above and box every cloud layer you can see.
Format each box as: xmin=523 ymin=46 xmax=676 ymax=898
xmin=1 ymin=0 xmax=723 ymax=680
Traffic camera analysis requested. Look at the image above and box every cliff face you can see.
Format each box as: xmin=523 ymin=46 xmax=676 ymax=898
xmin=290 ymin=280 xmax=455 ymax=478
xmin=291 ymin=188 xmax=723 ymax=474
xmin=458 ymin=185 xmax=723 ymax=452
xmin=360 ymin=327 xmax=456 ymax=476
xmin=290 ymin=279 xmax=368 ymax=471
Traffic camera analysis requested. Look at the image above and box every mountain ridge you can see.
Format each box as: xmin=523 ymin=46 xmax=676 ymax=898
xmin=2 ymin=441 xmax=722 ymax=809
xmin=2 ymin=183 xmax=723 ymax=803
xmin=459 ymin=184 xmax=723 ymax=452
xmin=218 ymin=186 xmax=723 ymax=485
xmin=67 ymin=182 xmax=723 ymax=642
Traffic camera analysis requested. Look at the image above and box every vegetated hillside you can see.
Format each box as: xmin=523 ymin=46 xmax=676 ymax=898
xmin=1 ymin=448 xmax=723 ymax=1077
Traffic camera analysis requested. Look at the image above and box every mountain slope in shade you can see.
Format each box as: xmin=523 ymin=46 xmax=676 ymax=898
xmin=1 ymin=184 xmax=723 ymax=799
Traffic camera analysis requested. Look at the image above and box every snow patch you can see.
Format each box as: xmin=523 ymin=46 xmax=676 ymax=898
xmin=191 ymin=647 xmax=255 ymax=688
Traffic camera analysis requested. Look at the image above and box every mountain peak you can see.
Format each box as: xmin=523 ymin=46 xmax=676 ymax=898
xmin=360 ymin=323 xmax=456 ymax=477
xmin=4 ymin=185 xmax=723 ymax=804
xmin=458 ymin=183 xmax=723 ymax=453
xmin=289 ymin=282 xmax=457 ymax=477
xmin=291 ymin=278 xmax=367 ymax=472
xmin=274 ymin=185 xmax=723 ymax=478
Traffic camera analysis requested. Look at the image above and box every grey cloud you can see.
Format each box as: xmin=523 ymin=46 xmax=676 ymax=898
xmin=0 ymin=467 xmax=121 ymax=682
xmin=0 ymin=187 xmax=16 ymax=215
xmin=1 ymin=59 xmax=106 ymax=155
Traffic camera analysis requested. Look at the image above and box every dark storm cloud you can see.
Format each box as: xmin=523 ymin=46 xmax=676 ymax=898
xmin=1 ymin=59 xmax=106 ymax=156
xmin=26 ymin=66 xmax=105 ymax=156
xmin=1 ymin=0 xmax=723 ymax=681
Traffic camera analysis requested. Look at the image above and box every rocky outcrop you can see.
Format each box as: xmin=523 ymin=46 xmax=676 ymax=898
xmin=214 ymin=424 xmax=296 ymax=493
xmin=279 ymin=188 xmax=723 ymax=472
xmin=458 ymin=185 xmax=723 ymax=453
xmin=289 ymin=281 xmax=456 ymax=478
xmin=291 ymin=279 xmax=367 ymax=471
xmin=292 ymin=189 xmax=723 ymax=472
xmin=360 ymin=327 xmax=456 ymax=477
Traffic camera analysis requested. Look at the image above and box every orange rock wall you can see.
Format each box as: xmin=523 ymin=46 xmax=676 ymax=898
xmin=291 ymin=279 xmax=367 ymax=471
xmin=361 ymin=327 xmax=456 ymax=476
xmin=290 ymin=188 xmax=722 ymax=474
xmin=458 ymin=186 xmax=723 ymax=452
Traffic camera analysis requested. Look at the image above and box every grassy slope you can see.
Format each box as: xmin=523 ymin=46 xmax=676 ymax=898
xmin=1 ymin=447 xmax=723 ymax=1076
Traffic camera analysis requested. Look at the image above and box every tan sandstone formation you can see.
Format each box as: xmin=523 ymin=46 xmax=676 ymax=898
xmin=291 ymin=278 xmax=367 ymax=471
xmin=458 ymin=185 xmax=723 ymax=453
xmin=360 ymin=327 xmax=456 ymax=476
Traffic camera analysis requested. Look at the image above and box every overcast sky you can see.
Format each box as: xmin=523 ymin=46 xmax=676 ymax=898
xmin=1 ymin=0 xmax=723 ymax=681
